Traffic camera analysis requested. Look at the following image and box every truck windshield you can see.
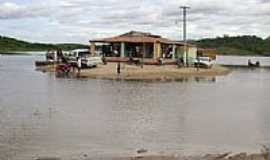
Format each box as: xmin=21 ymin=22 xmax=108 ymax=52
xmin=78 ymin=51 xmax=90 ymax=57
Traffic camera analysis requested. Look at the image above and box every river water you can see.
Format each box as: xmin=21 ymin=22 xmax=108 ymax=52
xmin=0 ymin=55 xmax=270 ymax=160
xmin=216 ymin=55 xmax=270 ymax=66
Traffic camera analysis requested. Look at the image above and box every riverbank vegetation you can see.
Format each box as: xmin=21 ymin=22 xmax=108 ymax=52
xmin=196 ymin=35 xmax=270 ymax=56
xmin=1 ymin=35 xmax=270 ymax=56
xmin=0 ymin=36 xmax=88 ymax=53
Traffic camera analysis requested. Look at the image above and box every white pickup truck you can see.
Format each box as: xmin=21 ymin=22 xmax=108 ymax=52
xmin=67 ymin=49 xmax=103 ymax=67
xmin=193 ymin=57 xmax=214 ymax=68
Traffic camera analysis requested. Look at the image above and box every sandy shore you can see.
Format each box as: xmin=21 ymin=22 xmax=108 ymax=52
xmin=36 ymin=63 xmax=231 ymax=81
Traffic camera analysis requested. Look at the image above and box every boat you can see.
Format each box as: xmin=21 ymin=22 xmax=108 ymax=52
xmin=35 ymin=61 xmax=57 ymax=66
xmin=35 ymin=49 xmax=61 ymax=66
xmin=248 ymin=60 xmax=260 ymax=67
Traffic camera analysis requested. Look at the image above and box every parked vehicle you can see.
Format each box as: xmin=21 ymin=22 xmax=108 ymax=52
xmin=66 ymin=49 xmax=103 ymax=68
xmin=67 ymin=49 xmax=90 ymax=62
xmin=81 ymin=57 xmax=103 ymax=68
xmin=193 ymin=57 xmax=214 ymax=68
xmin=46 ymin=49 xmax=57 ymax=61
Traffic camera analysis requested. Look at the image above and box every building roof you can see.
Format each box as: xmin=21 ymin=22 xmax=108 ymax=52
xmin=90 ymin=31 xmax=196 ymax=46
xmin=90 ymin=31 xmax=169 ymax=43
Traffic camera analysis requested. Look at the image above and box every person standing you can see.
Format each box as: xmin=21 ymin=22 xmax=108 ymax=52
xmin=53 ymin=50 xmax=57 ymax=62
xmin=113 ymin=48 xmax=119 ymax=57
xmin=196 ymin=56 xmax=200 ymax=71
xmin=57 ymin=48 xmax=64 ymax=62
xmin=77 ymin=56 xmax=82 ymax=76
xmin=116 ymin=62 xmax=121 ymax=75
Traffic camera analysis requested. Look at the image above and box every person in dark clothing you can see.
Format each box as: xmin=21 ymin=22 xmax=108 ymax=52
xmin=77 ymin=57 xmax=82 ymax=76
xmin=117 ymin=62 xmax=121 ymax=75
xmin=56 ymin=48 xmax=63 ymax=62
xmin=102 ymin=55 xmax=107 ymax=65
xmin=177 ymin=57 xmax=184 ymax=68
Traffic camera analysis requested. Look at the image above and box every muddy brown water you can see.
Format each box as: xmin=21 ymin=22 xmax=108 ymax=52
xmin=1 ymin=55 xmax=270 ymax=160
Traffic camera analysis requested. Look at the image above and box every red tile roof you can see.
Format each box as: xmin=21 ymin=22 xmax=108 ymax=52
xmin=90 ymin=31 xmax=196 ymax=46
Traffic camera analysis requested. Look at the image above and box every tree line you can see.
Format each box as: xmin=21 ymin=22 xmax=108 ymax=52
xmin=1 ymin=34 xmax=270 ymax=56
xmin=0 ymin=36 xmax=88 ymax=53
xmin=196 ymin=35 xmax=270 ymax=56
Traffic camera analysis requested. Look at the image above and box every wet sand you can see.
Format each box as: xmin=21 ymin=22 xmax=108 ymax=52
xmin=109 ymin=153 xmax=265 ymax=160
xmin=130 ymin=152 xmax=265 ymax=160
xmin=33 ymin=152 xmax=266 ymax=160
xmin=36 ymin=63 xmax=231 ymax=81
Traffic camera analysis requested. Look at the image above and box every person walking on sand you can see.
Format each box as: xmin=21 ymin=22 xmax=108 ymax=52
xmin=116 ymin=62 xmax=121 ymax=75
xmin=196 ymin=56 xmax=200 ymax=71
xmin=77 ymin=56 xmax=82 ymax=76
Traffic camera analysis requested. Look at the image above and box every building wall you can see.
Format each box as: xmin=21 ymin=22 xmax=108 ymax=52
xmin=188 ymin=47 xmax=197 ymax=59
xmin=153 ymin=42 xmax=161 ymax=59
xmin=90 ymin=42 xmax=96 ymax=56
xmin=174 ymin=46 xmax=197 ymax=64
xmin=175 ymin=46 xmax=185 ymax=59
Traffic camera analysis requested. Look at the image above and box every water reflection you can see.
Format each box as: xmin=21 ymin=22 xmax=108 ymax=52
xmin=194 ymin=77 xmax=216 ymax=83
xmin=54 ymin=72 xmax=217 ymax=84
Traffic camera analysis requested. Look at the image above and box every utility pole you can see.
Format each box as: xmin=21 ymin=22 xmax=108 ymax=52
xmin=180 ymin=6 xmax=190 ymax=67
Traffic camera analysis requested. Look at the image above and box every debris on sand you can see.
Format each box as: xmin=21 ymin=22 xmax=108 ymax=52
xmin=35 ymin=157 xmax=61 ymax=160
xmin=137 ymin=149 xmax=148 ymax=154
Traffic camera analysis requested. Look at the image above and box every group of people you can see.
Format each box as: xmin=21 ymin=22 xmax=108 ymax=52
xmin=103 ymin=46 xmax=144 ymax=58
xmin=55 ymin=56 xmax=82 ymax=77
xmin=46 ymin=48 xmax=65 ymax=62
xmin=48 ymin=48 xmax=82 ymax=77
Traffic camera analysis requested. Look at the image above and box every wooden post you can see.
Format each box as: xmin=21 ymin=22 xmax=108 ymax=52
xmin=153 ymin=42 xmax=157 ymax=59
xmin=172 ymin=44 xmax=176 ymax=60
xmin=90 ymin=42 xmax=96 ymax=56
xmin=153 ymin=42 xmax=161 ymax=59
xmin=141 ymin=42 xmax=145 ymax=68
xmin=120 ymin=42 xmax=125 ymax=57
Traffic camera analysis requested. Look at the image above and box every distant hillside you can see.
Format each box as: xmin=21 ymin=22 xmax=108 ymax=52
xmin=2 ymin=34 xmax=270 ymax=56
xmin=0 ymin=36 xmax=88 ymax=53
xmin=196 ymin=35 xmax=270 ymax=56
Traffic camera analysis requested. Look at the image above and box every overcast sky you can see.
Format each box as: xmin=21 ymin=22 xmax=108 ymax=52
xmin=0 ymin=0 xmax=269 ymax=44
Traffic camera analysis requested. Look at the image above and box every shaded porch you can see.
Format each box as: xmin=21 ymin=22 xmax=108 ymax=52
xmin=90 ymin=41 xmax=187 ymax=60
xmin=89 ymin=31 xmax=197 ymax=65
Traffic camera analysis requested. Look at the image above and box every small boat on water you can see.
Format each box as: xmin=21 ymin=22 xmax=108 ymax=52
xmin=35 ymin=49 xmax=63 ymax=66
xmin=35 ymin=61 xmax=57 ymax=66
xmin=248 ymin=59 xmax=260 ymax=67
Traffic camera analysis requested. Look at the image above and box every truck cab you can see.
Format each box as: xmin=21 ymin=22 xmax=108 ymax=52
xmin=67 ymin=49 xmax=102 ymax=68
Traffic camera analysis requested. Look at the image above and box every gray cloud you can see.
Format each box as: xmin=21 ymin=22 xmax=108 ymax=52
xmin=0 ymin=0 xmax=269 ymax=43
xmin=0 ymin=2 xmax=53 ymax=19
xmin=0 ymin=2 xmax=28 ymax=19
